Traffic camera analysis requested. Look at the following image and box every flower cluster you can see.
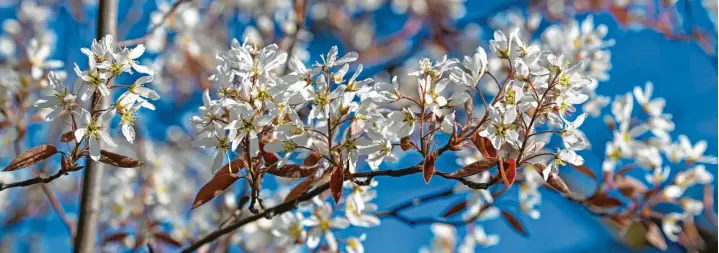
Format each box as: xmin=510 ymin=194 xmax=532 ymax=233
xmin=598 ymin=82 xmax=717 ymax=243
xmin=34 ymin=35 xmax=157 ymax=160
xmin=0 ymin=1 xmax=716 ymax=253
xmin=188 ymin=20 xmax=599 ymax=250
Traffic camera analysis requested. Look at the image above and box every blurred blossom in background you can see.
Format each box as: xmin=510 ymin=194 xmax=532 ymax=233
xmin=0 ymin=0 xmax=716 ymax=253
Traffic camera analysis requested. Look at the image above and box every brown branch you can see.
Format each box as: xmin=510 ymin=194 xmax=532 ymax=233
xmin=117 ymin=0 xmax=190 ymax=47
xmin=40 ymin=180 xmax=76 ymax=237
xmin=74 ymin=0 xmax=117 ymax=252
xmin=281 ymin=0 xmax=310 ymax=75
xmin=181 ymin=159 xmax=436 ymax=252
xmin=181 ymin=178 xmax=332 ymax=253
xmin=375 ymin=188 xmax=456 ymax=217
xmin=0 ymin=169 xmax=65 ymax=191
xmin=704 ymin=183 xmax=717 ymax=227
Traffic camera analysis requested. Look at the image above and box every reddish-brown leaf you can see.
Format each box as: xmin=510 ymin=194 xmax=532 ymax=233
xmin=3 ymin=145 xmax=58 ymax=171
xmin=330 ymin=167 xmax=344 ymax=204
xmin=614 ymin=164 xmax=638 ymax=178
xmin=498 ymin=158 xmax=517 ymax=186
xmin=153 ymin=232 xmax=182 ymax=248
xmin=586 ymin=193 xmax=623 ymax=208
xmin=102 ymin=232 xmax=130 ymax=244
xmin=546 ymin=174 xmax=572 ymax=195
xmin=609 ymin=214 xmax=632 ymax=228
xmin=471 ymin=134 xmax=496 ymax=158
xmin=60 ymin=154 xmax=69 ymax=172
xmin=444 ymin=159 xmax=497 ymax=178
xmin=423 ymin=155 xmax=436 ymax=184
xmin=400 ymin=137 xmax=414 ymax=151
xmin=642 ymin=187 xmax=660 ymax=201
xmin=214 ymin=159 xmax=247 ymax=176
xmin=284 ymin=177 xmax=315 ymax=203
xmin=442 ymin=200 xmax=467 ymax=218
xmin=303 ymin=152 xmax=322 ymax=167
xmin=99 ymin=150 xmax=143 ymax=168
xmin=501 ymin=210 xmax=528 ymax=236
xmin=644 ymin=221 xmax=668 ymax=251
xmin=570 ymin=164 xmax=597 ymax=180
xmin=616 ymin=176 xmax=648 ymax=199
xmin=191 ymin=173 xmax=239 ymax=209
xmin=60 ymin=131 xmax=74 ymax=142
xmin=259 ymin=141 xmax=279 ymax=165
xmin=266 ymin=164 xmax=318 ymax=178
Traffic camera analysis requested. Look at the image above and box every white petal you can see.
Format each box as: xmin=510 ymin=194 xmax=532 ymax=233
xmin=122 ymin=124 xmax=136 ymax=143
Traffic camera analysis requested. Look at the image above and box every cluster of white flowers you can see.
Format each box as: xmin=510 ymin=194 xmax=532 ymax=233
xmin=33 ymin=35 xmax=157 ymax=160
xmin=595 ymin=81 xmax=717 ymax=242
xmin=187 ymin=14 xmax=598 ymax=248
xmin=488 ymin=12 xmax=614 ymax=118
xmin=0 ymin=1 xmax=716 ymax=252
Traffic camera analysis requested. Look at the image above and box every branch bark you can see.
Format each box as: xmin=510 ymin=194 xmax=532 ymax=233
xmin=74 ymin=0 xmax=117 ymax=252
xmin=0 ymin=169 xmax=64 ymax=191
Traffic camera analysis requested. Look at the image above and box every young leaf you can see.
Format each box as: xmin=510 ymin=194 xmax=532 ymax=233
xmin=400 ymin=137 xmax=415 ymax=151
xmin=423 ymin=154 xmax=436 ymax=184
xmin=99 ymin=150 xmax=143 ymax=168
xmin=191 ymin=173 xmax=239 ymax=209
xmin=616 ymin=176 xmax=648 ymax=199
xmin=60 ymin=131 xmax=74 ymax=142
xmin=471 ymin=134 xmax=496 ymax=158
xmin=214 ymin=159 xmax=247 ymax=176
xmin=330 ymin=166 xmax=344 ymax=204
xmin=546 ymin=174 xmax=572 ymax=195
xmin=570 ymin=164 xmax=597 ymax=180
xmin=614 ymin=164 xmax=638 ymax=178
xmin=152 ymin=232 xmax=182 ymax=248
xmin=442 ymin=200 xmax=467 ymax=218
xmin=266 ymin=164 xmax=318 ymax=178
xmin=498 ymin=158 xmax=516 ymax=186
xmin=501 ymin=210 xmax=528 ymax=236
xmin=3 ymin=145 xmax=58 ymax=171
xmin=284 ymin=177 xmax=315 ymax=203
xmin=102 ymin=232 xmax=130 ymax=244
xmin=303 ymin=151 xmax=322 ymax=167
xmin=586 ymin=193 xmax=622 ymax=208
xmin=444 ymin=159 xmax=497 ymax=178
xmin=259 ymin=142 xmax=279 ymax=165
xmin=644 ymin=221 xmax=668 ymax=251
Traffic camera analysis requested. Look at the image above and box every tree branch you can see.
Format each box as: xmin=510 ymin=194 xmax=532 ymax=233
xmin=0 ymin=169 xmax=65 ymax=191
xmin=281 ymin=0 xmax=309 ymax=75
xmin=74 ymin=0 xmax=117 ymax=252
xmin=117 ymin=0 xmax=189 ymax=47
xmin=39 ymin=175 xmax=76 ymax=238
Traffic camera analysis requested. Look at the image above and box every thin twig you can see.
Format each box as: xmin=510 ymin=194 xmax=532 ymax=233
xmin=375 ymin=188 xmax=455 ymax=217
xmin=704 ymin=183 xmax=717 ymax=227
xmin=117 ymin=0 xmax=189 ymax=47
xmin=281 ymin=0 xmax=309 ymax=75
xmin=0 ymin=169 xmax=65 ymax=191
xmin=39 ymin=178 xmax=76 ymax=238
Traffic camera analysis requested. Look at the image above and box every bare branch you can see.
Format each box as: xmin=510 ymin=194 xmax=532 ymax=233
xmin=74 ymin=1 xmax=117 ymax=252
xmin=281 ymin=0 xmax=309 ymax=75
xmin=117 ymin=0 xmax=189 ymax=47
xmin=0 ymin=169 xmax=65 ymax=191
